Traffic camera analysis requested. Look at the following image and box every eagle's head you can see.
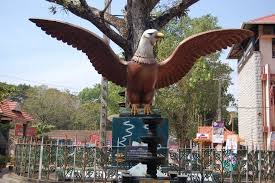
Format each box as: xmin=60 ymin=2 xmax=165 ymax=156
xmin=142 ymin=29 xmax=164 ymax=46
xmin=135 ymin=29 xmax=164 ymax=59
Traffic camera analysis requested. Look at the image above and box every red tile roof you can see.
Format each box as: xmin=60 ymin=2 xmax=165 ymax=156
xmin=0 ymin=99 xmax=33 ymax=123
xmin=249 ymin=14 xmax=275 ymax=24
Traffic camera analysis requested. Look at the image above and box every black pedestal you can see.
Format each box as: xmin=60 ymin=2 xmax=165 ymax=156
xmin=121 ymin=116 xmax=187 ymax=183
xmin=140 ymin=117 xmax=164 ymax=178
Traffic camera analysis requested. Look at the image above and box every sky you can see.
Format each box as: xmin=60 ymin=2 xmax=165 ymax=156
xmin=0 ymin=0 xmax=274 ymax=96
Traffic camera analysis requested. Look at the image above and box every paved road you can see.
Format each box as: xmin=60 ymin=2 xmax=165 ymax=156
xmin=0 ymin=168 xmax=14 ymax=183
xmin=0 ymin=168 xmax=33 ymax=183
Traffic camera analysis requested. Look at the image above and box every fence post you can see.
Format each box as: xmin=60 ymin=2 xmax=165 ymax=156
xmin=83 ymin=141 xmax=87 ymax=183
xmin=38 ymin=136 xmax=44 ymax=180
xmin=230 ymin=150 xmax=233 ymax=183
xmin=221 ymin=147 xmax=224 ymax=183
xmin=178 ymin=148 xmax=181 ymax=175
xmin=258 ymin=149 xmax=261 ymax=183
xmin=211 ymin=143 xmax=214 ymax=170
xmin=245 ymin=150 xmax=248 ymax=183
xmin=19 ymin=138 xmax=25 ymax=176
xmin=55 ymin=139 xmax=59 ymax=181
xmin=93 ymin=148 xmax=96 ymax=183
xmin=32 ymin=139 xmax=37 ymax=179
xmin=63 ymin=140 xmax=67 ymax=182
xmin=73 ymin=144 xmax=76 ymax=183
xmin=27 ymin=137 xmax=33 ymax=178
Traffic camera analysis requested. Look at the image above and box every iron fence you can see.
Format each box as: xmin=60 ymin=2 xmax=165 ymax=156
xmin=15 ymin=139 xmax=275 ymax=182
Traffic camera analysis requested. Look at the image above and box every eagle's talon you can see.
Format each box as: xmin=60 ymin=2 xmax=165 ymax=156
xmin=131 ymin=104 xmax=138 ymax=115
xmin=144 ymin=104 xmax=151 ymax=115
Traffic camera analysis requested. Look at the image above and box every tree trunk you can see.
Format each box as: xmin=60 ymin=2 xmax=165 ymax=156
xmin=125 ymin=0 xmax=151 ymax=59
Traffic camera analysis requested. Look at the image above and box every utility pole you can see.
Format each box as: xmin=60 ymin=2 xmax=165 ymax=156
xmin=100 ymin=0 xmax=111 ymax=147
xmin=213 ymin=77 xmax=226 ymax=121
xmin=217 ymin=79 xmax=222 ymax=121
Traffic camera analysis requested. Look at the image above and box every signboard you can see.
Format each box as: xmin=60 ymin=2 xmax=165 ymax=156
xmin=126 ymin=146 xmax=148 ymax=162
xmin=226 ymin=134 xmax=238 ymax=153
xmin=15 ymin=124 xmax=36 ymax=137
xmin=112 ymin=117 xmax=168 ymax=148
xmin=196 ymin=133 xmax=209 ymax=139
xmin=212 ymin=121 xmax=224 ymax=143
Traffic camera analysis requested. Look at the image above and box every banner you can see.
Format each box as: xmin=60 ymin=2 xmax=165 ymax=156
xmin=212 ymin=121 xmax=224 ymax=143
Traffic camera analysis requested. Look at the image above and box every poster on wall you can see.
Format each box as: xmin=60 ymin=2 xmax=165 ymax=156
xmin=226 ymin=134 xmax=238 ymax=153
xmin=212 ymin=121 xmax=224 ymax=143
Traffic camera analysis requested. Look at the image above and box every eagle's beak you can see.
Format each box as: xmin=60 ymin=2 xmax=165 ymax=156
xmin=155 ymin=32 xmax=164 ymax=39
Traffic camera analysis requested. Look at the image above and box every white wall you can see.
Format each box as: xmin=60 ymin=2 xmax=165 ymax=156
xmin=260 ymin=37 xmax=275 ymax=73
xmin=238 ymin=52 xmax=263 ymax=150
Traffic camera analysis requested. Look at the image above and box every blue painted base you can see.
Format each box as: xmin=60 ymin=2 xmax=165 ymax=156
xmin=112 ymin=115 xmax=168 ymax=148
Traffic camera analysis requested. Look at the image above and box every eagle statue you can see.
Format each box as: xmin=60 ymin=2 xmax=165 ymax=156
xmin=30 ymin=19 xmax=253 ymax=115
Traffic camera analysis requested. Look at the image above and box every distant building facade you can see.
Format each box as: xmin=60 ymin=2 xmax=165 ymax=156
xmin=46 ymin=130 xmax=112 ymax=146
xmin=228 ymin=14 xmax=275 ymax=150
xmin=0 ymin=99 xmax=33 ymax=155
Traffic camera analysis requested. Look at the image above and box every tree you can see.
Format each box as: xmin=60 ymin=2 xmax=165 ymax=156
xmin=46 ymin=0 xmax=199 ymax=58
xmin=73 ymin=102 xmax=100 ymax=130
xmin=78 ymin=84 xmax=101 ymax=104
xmin=155 ymin=15 xmax=234 ymax=147
xmin=78 ymin=82 xmax=123 ymax=115
xmin=10 ymin=84 xmax=31 ymax=102
xmin=0 ymin=82 xmax=16 ymax=101
xmin=23 ymin=85 xmax=79 ymax=130
xmin=32 ymin=123 xmax=55 ymax=137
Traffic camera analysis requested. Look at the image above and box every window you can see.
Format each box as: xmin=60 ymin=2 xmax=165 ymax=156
xmin=273 ymin=38 xmax=275 ymax=58
xmin=263 ymin=25 xmax=275 ymax=35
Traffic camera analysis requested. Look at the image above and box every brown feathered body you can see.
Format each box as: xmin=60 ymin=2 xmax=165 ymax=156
xmin=127 ymin=61 xmax=158 ymax=105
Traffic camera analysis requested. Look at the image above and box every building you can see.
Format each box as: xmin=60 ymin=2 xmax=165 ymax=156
xmin=228 ymin=14 xmax=275 ymax=150
xmin=193 ymin=126 xmax=242 ymax=146
xmin=0 ymin=99 xmax=33 ymax=155
xmin=46 ymin=130 xmax=112 ymax=146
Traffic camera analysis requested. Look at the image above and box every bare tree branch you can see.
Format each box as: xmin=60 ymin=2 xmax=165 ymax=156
xmin=45 ymin=0 xmax=129 ymax=52
xmin=151 ymin=0 xmax=199 ymax=30
xmin=79 ymin=0 xmax=89 ymax=8
xmin=101 ymin=0 xmax=112 ymax=15
xmin=148 ymin=0 xmax=160 ymax=12
xmin=99 ymin=0 xmax=114 ymax=29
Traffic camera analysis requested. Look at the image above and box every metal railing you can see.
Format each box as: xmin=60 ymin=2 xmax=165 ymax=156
xmin=15 ymin=139 xmax=275 ymax=182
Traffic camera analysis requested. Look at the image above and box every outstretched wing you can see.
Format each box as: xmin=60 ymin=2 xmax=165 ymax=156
xmin=156 ymin=29 xmax=253 ymax=89
xmin=30 ymin=18 xmax=127 ymax=87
